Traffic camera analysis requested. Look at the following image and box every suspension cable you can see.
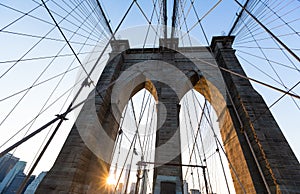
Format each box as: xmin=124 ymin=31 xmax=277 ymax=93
xmin=238 ymin=14 xmax=300 ymax=110
xmin=193 ymin=57 xmax=300 ymax=100
xmin=191 ymin=90 xmax=246 ymax=193
xmin=232 ymin=0 xmax=300 ymax=62
xmin=203 ymin=98 xmax=231 ymax=193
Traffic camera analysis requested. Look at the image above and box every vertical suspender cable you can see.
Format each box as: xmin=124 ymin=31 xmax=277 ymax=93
xmin=171 ymin=0 xmax=178 ymax=38
xmin=163 ymin=0 xmax=168 ymax=39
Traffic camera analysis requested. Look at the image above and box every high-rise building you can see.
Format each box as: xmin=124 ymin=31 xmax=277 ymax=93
xmin=3 ymin=171 xmax=35 ymax=194
xmin=0 ymin=154 xmax=19 ymax=182
xmin=0 ymin=161 xmax=26 ymax=193
xmin=0 ymin=159 xmax=35 ymax=194
xmin=24 ymin=171 xmax=47 ymax=194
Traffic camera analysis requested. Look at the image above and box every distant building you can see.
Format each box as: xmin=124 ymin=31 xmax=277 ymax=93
xmin=0 ymin=161 xmax=26 ymax=193
xmin=3 ymin=171 xmax=35 ymax=194
xmin=24 ymin=171 xmax=47 ymax=194
xmin=0 ymin=154 xmax=19 ymax=182
xmin=0 ymin=160 xmax=35 ymax=194
xmin=190 ymin=189 xmax=201 ymax=194
xmin=183 ymin=180 xmax=189 ymax=194
xmin=129 ymin=182 xmax=136 ymax=194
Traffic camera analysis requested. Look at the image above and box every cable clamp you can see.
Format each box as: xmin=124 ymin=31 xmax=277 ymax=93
xmin=55 ymin=114 xmax=68 ymax=120
xmin=82 ymin=78 xmax=94 ymax=87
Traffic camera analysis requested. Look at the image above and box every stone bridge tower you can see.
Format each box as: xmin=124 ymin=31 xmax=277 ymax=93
xmin=37 ymin=36 xmax=300 ymax=193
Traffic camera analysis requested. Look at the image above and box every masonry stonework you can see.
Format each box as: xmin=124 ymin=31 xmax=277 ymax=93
xmin=37 ymin=37 xmax=300 ymax=193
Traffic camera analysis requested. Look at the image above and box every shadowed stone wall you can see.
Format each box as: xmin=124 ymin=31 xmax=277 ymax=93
xmin=37 ymin=37 xmax=300 ymax=194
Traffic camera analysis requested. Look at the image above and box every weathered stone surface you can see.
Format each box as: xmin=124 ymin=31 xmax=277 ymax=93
xmin=37 ymin=37 xmax=300 ymax=194
xmin=211 ymin=36 xmax=300 ymax=193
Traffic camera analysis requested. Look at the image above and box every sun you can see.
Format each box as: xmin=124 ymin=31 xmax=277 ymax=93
xmin=106 ymin=174 xmax=116 ymax=185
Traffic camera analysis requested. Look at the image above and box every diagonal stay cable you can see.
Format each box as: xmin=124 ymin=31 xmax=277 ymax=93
xmin=25 ymin=65 xmax=78 ymax=174
xmin=0 ymin=0 xmax=91 ymax=80
xmin=236 ymin=49 xmax=299 ymax=71
xmin=48 ymin=0 xmax=105 ymax=38
xmin=0 ymin=66 xmax=78 ymax=103
xmin=192 ymin=90 xmax=246 ymax=193
xmin=38 ymin=0 xmax=105 ymax=41
xmin=262 ymin=4 xmax=300 ymax=30
xmin=0 ymin=0 xmax=102 ymax=128
xmin=0 ymin=49 xmax=104 ymax=65
xmin=0 ymin=30 xmax=100 ymax=46
xmin=134 ymin=1 xmax=160 ymax=37
xmin=109 ymin=102 xmax=130 ymax=166
xmin=189 ymin=0 xmax=210 ymax=45
xmin=183 ymin=96 xmax=205 ymax=179
xmin=0 ymin=0 xmax=49 ymax=32
xmin=234 ymin=31 xmax=298 ymax=47
xmin=233 ymin=0 xmax=300 ymax=62
xmin=237 ymin=14 xmax=300 ymax=109
xmin=141 ymin=96 xmax=154 ymax=154
xmin=190 ymin=91 xmax=215 ymax=192
xmin=94 ymin=0 xmax=114 ymax=38
xmin=0 ymin=67 xmax=136 ymax=152
xmin=252 ymin=80 xmax=300 ymax=123
xmin=258 ymin=0 xmax=300 ymax=37
xmin=16 ymin=6 xmax=106 ymax=163
xmin=193 ymin=57 xmax=300 ymax=100
xmin=13 ymin=0 xmax=137 ymax=192
xmin=142 ymin=0 xmax=159 ymax=50
xmin=270 ymin=33 xmax=300 ymax=75
xmin=235 ymin=18 xmax=300 ymax=44
xmin=178 ymin=0 xmax=192 ymax=45
xmin=151 ymin=0 xmax=160 ymax=22
xmin=1 ymin=0 xmax=136 ymax=155
xmin=114 ymin=130 xmax=138 ymax=192
xmin=0 ymin=76 xmax=85 ymax=155
xmin=236 ymin=53 xmax=300 ymax=103
xmin=1 ymin=1 xmax=100 ymax=46
xmin=236 ymin=55 xmax=289 ymax=87
xmin=182 ymin=98 xmax=193 ymax=182
xmin=144 ymin=103 xmax=156 ymax=163
xmin=183 ymin=96 xmax=214 ymax=192
xmin=235 ymin=45 xmax=300 ymax=51
xmin=41 ymin=0 xmax=96 ymax=80
xmin=202 ymin=98 xmax=231 ymax=193
xmin=181 ymin=0 xmax=222 ymax=39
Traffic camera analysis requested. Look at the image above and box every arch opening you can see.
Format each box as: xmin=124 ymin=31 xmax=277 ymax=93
xmin=106 ymin=88 xmax=157 ymax=194
xmin=179 ymin=88 xmax=235 ymax=193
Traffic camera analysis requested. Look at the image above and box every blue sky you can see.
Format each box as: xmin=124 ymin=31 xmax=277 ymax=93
xmin=0 ymin=0 xmax=299 ymax=192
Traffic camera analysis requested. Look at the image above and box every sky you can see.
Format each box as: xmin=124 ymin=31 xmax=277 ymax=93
xmin=0 ymin=0 xmax=299 ymax=193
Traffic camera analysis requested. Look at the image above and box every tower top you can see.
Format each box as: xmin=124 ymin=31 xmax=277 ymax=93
xmin=210 ymin=36 xmax=235 ymax=52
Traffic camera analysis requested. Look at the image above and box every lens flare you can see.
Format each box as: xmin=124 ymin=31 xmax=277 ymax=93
xmin=106 ymin=174 xmax=116 ymax=185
